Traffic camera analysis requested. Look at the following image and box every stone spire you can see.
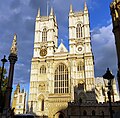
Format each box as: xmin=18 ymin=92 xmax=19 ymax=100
xmin=84 ymin=2 xmax=88 ymax=11
xmin=70 ymin=4 xmax=73 ymax=13
xmin=10 ymin=34 xmax=17 ymax=55
xmin=37 ymin=8 xmax=40 ymax=17
xmin=115 ymin=0 xmax=120 ymax=3
xmin=50 ymin=7 xmax=54 ymax=16
xmin=17 ymin=83 xmax=20 ymax=88
xmin=16 ymin=83 xmax=20 ymax=93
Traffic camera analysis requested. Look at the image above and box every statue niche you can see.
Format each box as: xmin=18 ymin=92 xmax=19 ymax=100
xmin=38 ymin=82 xmax=46 ymax=92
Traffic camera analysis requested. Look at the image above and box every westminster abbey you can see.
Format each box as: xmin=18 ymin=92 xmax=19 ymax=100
xmin=27 ymin=3 xmax=119 ymax=118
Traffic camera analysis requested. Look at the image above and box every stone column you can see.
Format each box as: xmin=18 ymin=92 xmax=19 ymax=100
xmin=4 ymin=34 xmax=18 ymax=109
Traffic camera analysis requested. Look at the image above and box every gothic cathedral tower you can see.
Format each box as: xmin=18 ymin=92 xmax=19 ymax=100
xmin=29 ymin=3 xmax=95 ymax=118
xmin=110 ymin=0 xmax=120 ymax=94
xmin=69 ymin=3 xmax=95 ymax=93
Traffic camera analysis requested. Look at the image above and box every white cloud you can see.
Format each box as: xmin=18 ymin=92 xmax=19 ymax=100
xmin=12 ymin=8 xmax=21 ymax=14
xmin=92 ymin=24 xmax=114 ymax=42
xmin=91 ymin=23 xmax=117 ymax=77
xmin=16 ymin=63 xmax=25 ymax=68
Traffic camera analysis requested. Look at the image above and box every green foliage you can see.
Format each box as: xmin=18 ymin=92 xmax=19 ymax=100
xmin=0 ymin=66 xmax=8 ymax=111
xmin=0 ymin=66 xmax=8 ymax=92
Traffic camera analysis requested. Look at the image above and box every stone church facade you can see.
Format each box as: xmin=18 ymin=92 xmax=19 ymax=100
xmin=28 ymin=3 xmax=119 ymax=118
xmin=12 ymin=84 xmax=26 ymax=114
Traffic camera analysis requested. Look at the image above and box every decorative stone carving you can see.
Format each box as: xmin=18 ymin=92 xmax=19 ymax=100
xmin=39 ymin=82 xmax=46 ymax=92
xmin=10 ymin=34 xmax=17 ymax=55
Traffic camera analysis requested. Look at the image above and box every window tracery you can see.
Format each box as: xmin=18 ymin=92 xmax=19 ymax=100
xmin=40 ymin=65 xmax=46 ymax=74
xmin=77 ymin=61 xmax=84 ymax=72
xmin=76 ymin=24 xmax=83 ymax=38
xmin=42 ymin=28 xmax=47 ymax=42
xmin=54 ymin=63 xmax=69 ymax=93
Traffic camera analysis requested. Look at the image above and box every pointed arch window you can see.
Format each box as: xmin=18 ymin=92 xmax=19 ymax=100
xmin=83 ymin=110 xmax=87 ymax=116
xmin=77 ymin=61 xmax=84 ymax=72
xmin=59 ymin=114 xmax=64 ymax=118
xmin=76 ymin=24 xmax=83 ymax=38
xmin=42 ymin=28 xmax=47 ymax=42
xmin=41 ymin=99 xmax=44 ymax=111
xmin=19 ymin=95 xmax=22 ymax=103
xmin=92 ymin=110 xmax=96 ymax=116
xmin=54 ymin=63 xmax=69 ymax=93
xmin=78 ymin=83 xmax=84 ymax=90
xmin=38 ymin=96 xmax=44 ymax=111
xmin=40 ymin=65 xmax=46 ymax=74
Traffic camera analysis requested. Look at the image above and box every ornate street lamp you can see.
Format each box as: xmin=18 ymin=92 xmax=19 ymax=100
xmin=0 ymin=55 xmax=7 ymax=113
xmin=103 ymin=68 xmax=114 ymax=118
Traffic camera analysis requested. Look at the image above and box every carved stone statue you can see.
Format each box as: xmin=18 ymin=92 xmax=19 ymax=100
xmin=10 ymin=34 xmax=17 ymax=55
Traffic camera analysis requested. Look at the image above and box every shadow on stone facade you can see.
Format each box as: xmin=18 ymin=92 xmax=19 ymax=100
xmin=54 ymin=85 xmax=120 ymax=118
xmin=27 ymin=85 xmax=120 ymax=118
xmin=27 ymin=101 xmax=48 ymax=118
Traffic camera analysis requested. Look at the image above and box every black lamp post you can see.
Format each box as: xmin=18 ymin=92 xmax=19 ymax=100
xmin=0 ymin=55 xmax=7 ymax=113
xmin=103 ymin=68 xmax=114 ymax=118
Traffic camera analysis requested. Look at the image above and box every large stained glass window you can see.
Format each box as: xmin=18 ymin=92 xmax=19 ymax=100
xmin=54 ymin=63 xmax=69 ymax=93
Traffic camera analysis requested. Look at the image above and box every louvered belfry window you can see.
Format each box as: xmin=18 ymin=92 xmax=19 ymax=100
xmin=42 ymin=28 xmax=47 ymax=42
xmin=76 ymin=24 xmax=83 ymax=38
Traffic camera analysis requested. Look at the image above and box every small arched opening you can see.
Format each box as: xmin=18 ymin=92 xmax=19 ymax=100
xmin=92 ymin=110 xmax=96 ymax=116
xmin=83 ymin=110 xmax=87 ymax=116
xmin=54 ymin=112 xmax=65 ymax=118
xmin=59 ymin=114 xmax=64 ymax=118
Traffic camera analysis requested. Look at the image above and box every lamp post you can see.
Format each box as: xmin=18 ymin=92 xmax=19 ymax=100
xmin=0 ymin=55 xmax=7 ymax=113
xmin=103 ymin=68 xmax=114 ymax=118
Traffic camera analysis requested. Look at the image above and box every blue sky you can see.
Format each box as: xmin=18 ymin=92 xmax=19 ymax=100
xmin=0 ymin=0 xmax=117 ymax=92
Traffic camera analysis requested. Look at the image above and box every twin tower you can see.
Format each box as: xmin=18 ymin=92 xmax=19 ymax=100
xmin=29 ymin=3 xmax=95 ymax=117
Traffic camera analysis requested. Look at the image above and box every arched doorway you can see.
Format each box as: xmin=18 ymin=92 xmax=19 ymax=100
xmin=59 ymin=114 xmax=64 ymax=118
xmin=54 ymin=112 xmax=64 ymax=118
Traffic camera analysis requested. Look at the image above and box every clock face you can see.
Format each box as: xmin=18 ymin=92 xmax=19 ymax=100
xmin=40 ymin=46 xmax=47 ymax=56
xmin=78 ymin=47 xmax=82 ymax=52
xmin=76 ymin=46 xmax=83 ymax=53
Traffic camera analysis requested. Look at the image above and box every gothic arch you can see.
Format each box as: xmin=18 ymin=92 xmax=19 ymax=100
xmin=76 ymin=22 xmax=84 ymax=38
xmin=78 ymin=91 xmax=87 ymax=103
xmin=92 ymin=110 xmax=96 ymax=116
xmin=77 ymin=61 xmax=84 ymax=72
xmin=38 ymin=94 xmax=44 ymax=111
xmin=78 ymin=83 xmax=84 ymax=90
xmin=42 ymin=27 xmax=47 ymax=42
xmin=54 ymin=62 xmax=67 ymax=69
xmin=75 ymin=21 xmax=83 ymax=27
xmin=54 ymin=111 xmax=65 ymax=118
xmin=40 ymin=65 xmax=46 ymax=74
xmin=54 ymin=63 xmax=69 ymax=93
xmin=83 ymin=110 xmax=87 ymax=116
xmin=38 ymin=94 xmax=44 ymax=100
xmin=41 ymin=26 xmax=48 ymax=31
